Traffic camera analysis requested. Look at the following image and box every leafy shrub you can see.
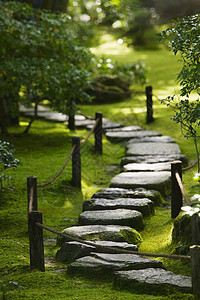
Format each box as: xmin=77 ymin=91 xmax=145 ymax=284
xmin=0 ymin=141 xmax=20 ymax=192
xmin=93 ymin=57 xmax=147 ymax=85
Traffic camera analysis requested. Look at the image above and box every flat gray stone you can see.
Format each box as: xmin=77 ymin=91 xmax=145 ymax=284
xmin=74 ymin=119 xmax=96 ymax=128
xmin=121 ymin=154 xmax=188 ymax=167
xmin=58 ymin=225 xmax=142 ymax=246
xmin=123 ymin=162 xmax=171 ymax=172
xmin=87 ymin=120 xmax=123 ymax=131
xmin=79 ymin=209 xmax=144 ymax=230
xmin=83 ymin=198 xmax=154 ymax=217
xmin=113 ymin=268 xmax=192 ymax=294
xmin=106 ymin=130 xmax=161 ymax=143
xmin=55 ymin=241 xmax=95 ymax=263
xmin=55 ymin=240 xmax=138 ymax=263
xmin=91 ymin=241 xmax=138 ymax=252
xmin=92 ymin=187 xmax=163 ymax=205
xmin=105 ymin=126 xmax=142 ymax=132
xmin=126 ymin=136 xmax=175 ymax=144
xmin=68 ymin=254 xmax=164 ymax=277
xmin=127 ymin=142 xmax=181 ymax=156
xmin=110 ymin=171 xmax=171 ymax=196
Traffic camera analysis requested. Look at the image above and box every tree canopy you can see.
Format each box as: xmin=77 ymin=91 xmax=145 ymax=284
xmin=0 ymin=1 xmax=93 ymax=134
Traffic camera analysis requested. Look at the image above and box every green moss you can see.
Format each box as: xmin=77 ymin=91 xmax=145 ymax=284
xmin=120 ymin=228 xmax=142 ymax=245
xmin=171 ymin=213 xmax=193 ymax=255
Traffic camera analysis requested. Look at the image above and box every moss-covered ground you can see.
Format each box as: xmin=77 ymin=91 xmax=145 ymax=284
xmin=0 ymin=28 xmax=198 ymax=299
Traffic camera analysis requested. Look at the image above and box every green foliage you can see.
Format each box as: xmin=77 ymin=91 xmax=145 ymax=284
xmin=160 ymin=15 xmax=200 ymax=171
xmin=0 ymin=281 xmax=24 ymax=299
xmin=160 ymin=15 xmax=200 ymax=97
xmin=93 ymin=57 xmax=147 ymax=85
xmin=0 ymin=140 xmax=20 ymax=192
xmin=0 ymin=1 xmax=93 ymax=133
xmin=68 ymin=0 xmax=159 ymax=47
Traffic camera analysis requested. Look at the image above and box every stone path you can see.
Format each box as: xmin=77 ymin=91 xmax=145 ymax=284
xmin=20 ymin=106 xmax=191 ymax=295
xmin=55 ymin=123 xmax=191 ymax=295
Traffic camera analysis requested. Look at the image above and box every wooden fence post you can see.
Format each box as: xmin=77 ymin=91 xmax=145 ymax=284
xmin=28 ymin=211 xmax=45 ymax=272
xmin=95 ymin=112 xmax=103 ymax=154
xmin=171 ymin=161 xmax=183 ymax=218
xmin=192 ymin=213 xmax=200 ymax=245
xmin=146 ymin=85 xmax=154 ymax=123
xmin=68 ymin=99 xmax=75 ymax=131
xmin=72 ymin=136 xmax=81 ymax=189
xmin=190 ymin=245 xmax=200 ymax=298
xmin=27 ymin=176 xmax=38 ymax=212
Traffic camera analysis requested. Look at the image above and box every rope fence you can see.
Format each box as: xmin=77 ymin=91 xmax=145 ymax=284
xmin=26 ymin=90 xmax=200 ymax=296
xmin=25 ymin=124 xmax=200 ymax=297
xmin=31 ymin=112 xmax=102 ymax=189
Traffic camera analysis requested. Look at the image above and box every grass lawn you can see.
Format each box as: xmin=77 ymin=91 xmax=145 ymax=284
xmin=0 ymin=29 xmax=198 ymax=299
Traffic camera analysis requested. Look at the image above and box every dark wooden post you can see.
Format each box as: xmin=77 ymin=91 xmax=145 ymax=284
xmin=27 ymin=176 xmax=38 ymax=212
xmin=190 ymin=245 xmax=200 ymax=298
xmin=95 ymin=112 xmax=103 ymax=154
xmin=28 ymin=211 xmax=45 ymax=272
xmin=72 ymin=136 xmax=81 ymax=189
xmin=68 ymin=99 xmax=75 ymax=131
xmin=171 ymin=161 xmax=183 ymax=218
xmin=192 ymin=213 xmax=200 ymax=245
xmin=146 ymin=85 xmax=154 ymax=123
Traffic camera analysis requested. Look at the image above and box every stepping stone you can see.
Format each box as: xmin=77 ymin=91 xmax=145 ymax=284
xmin=74 ymin=119 xmax=96 ymax=128
xmin=91 ymin=241 xmax=138 ymax=252
xmin=87 ymin=119 xmax=123 ymax=131
xmin=55 ymin=240 xmax=138 ymax=263
xmin=67 ymin=253 xmax=164 ymax=277
xmin=126 ymin=135 xmax=175 ymax=144
xmin=121 ymin=154 xmax=188 ymax=167
xmin=113 ymin=268 xmax=192 ymax=294
xmin=105 ymin=126 xmax=142 ymax=132
xmin=106 ymin=130 xmax=161 ymax=143
xmin=110 ymin=171 xmax=171 ymax=196
xmin=55 ymin=241 xmax=95 ymax=263
xmin=127 ymin=142 xmax=181 ymax=156
xmin=83 ymin=198 xmax=154 ymax=217
xmin=57 ymin=225 xmax=142 ymax=246
xmin=79 ymin=209 xmax=145 ymax=230
xmin=92 ymin=187 xmax=163 ymax=205
xmin=123 ymin=162 xmax=171 ymax=172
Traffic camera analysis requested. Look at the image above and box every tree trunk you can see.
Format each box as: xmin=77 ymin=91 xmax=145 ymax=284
xmin=0 ymin=99 xmax=9 ymax=135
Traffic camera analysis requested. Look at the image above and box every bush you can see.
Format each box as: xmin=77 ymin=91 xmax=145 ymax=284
xmin=0 ymin=140 xmax=20 ymax=193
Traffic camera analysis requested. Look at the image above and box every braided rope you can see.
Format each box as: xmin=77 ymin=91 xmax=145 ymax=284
xmin=37 ymin=117 xmax=100 ymax=188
